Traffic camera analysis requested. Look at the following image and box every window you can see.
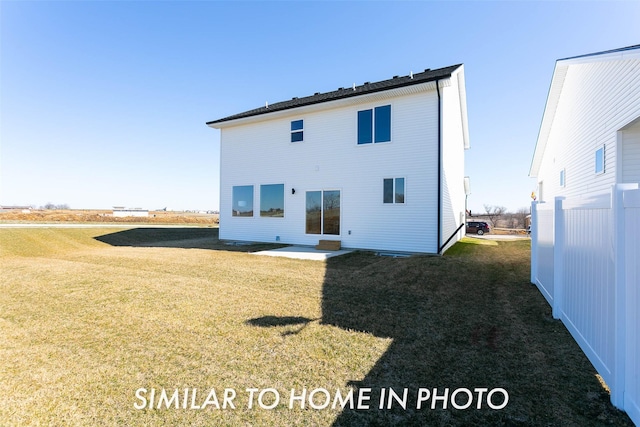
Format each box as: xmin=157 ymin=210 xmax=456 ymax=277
xmin=595 ymin=146 xmax=605 ymax=174
xmin=260 ymin=184 xmax=284 ymax=217
xmin=306 ymin=190 xmax=340 ymax=235
xmin=291 ymin=120 xmax=303 ymax=142
xmin=358 ymin=105 xmax=391 ymax=144
xmin=232 ymin=185 xmax=253 ymax=217
xmin=559 ymin=169 xmax=565 ymax=187
xmin=383 ymin=178 xmax=405 ymax=204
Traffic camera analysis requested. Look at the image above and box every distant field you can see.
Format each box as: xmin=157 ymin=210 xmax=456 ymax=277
xmin=0 ymin=228 xmax=633 ymax=426
xmin=0 ymin=209 xmax=219 ymax=225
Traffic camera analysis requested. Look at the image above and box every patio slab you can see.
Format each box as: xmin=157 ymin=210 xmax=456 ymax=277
xmin=252 ymin=245 xmax=353 ymax=261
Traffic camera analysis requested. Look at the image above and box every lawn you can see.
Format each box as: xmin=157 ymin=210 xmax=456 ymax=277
xmin=0 ymin=228 xmax=633 ymax=426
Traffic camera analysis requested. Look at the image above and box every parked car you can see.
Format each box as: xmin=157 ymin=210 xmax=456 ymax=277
xmin=466 ymin=221 xmax=490 ymax=235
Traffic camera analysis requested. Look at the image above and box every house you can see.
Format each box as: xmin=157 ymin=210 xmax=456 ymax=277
xmin=207 ymin=64 xmax=470 ymax=254
xmin=529 ymin=45 xmax=640 ymax=424
xmin=530 ymin=44 xmax=640 ymax=202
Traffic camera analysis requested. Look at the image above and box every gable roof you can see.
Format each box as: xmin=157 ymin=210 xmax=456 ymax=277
xmin=530 ymin=44 xmax=640 ymax=177
xmin=207 ymin=64 xmax=462 ymax=127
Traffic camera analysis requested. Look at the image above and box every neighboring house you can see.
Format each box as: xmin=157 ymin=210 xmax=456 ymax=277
xmin=207 ymin=64 xmax=470 ymax=254
xmin=530 ymin=45 xmax=640 ymax=202
xmin=529 ymin=45 xmax=640 ymax=424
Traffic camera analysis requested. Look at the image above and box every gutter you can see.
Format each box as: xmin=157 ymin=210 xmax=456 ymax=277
xmin=436 ymin=78 xmax=442 ymax=255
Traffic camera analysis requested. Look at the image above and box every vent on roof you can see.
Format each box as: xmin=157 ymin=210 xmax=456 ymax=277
xmin=424 ymin=68 xmax=431 ymax=72
xmin=314 ymin=92 xmax=320 ymax=95
xmin=393 ymin=75 xmax=399 ymax=79
xmin=338 ymin=87 xmax=343 ymax=91
xmin=292 ymin=97 xmax=298 ymax=100
xmin=364 ymin=81 xmax=370 ymax=85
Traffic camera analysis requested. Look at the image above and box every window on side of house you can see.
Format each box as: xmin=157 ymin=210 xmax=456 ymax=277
xmin=559 ymin=169 xmax=566 ymax=187
xmin=232 ymin=185 xmax=254 ymax=217
xmin=358 ymin=105 xmax=391 ymax=144
xmin=383 ymin=178 xmax=405 ymax=204
xmin=260 ymin=184 xmax=285 ymax=217
xmin=595 ymin=146 xmax=605 ymax=174
xmin=291 ymin=120 xmax=303 ymax=142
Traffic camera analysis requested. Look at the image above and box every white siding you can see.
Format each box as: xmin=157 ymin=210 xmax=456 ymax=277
xmin=440 ymin=67 xmax=468 ymax=251
xmin=621 ymin=119 xmax=640 ymax=184
xmin=219 ymin=88 xmax=443 ymax=253
xmin=534 ymin=57 xmax=640 ymax=201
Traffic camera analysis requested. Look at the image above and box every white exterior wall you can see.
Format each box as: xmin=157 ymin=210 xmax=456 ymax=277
xmin=621 ymin=119 xmax=640 ymax=184
xmin=533 ymin=55 xmax=640 ymax=201
xmin=218 ymin=87 xmax=445 ymax=253
xmin=440 ymin=67 xmax=469 ymax=252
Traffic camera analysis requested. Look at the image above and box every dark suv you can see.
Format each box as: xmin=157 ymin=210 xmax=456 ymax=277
xmin=466 ymin=221 xmax=491 ymax=235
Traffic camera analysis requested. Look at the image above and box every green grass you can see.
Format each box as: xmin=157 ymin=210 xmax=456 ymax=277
xmin=0 ymin=228 xmax=633 ymax=426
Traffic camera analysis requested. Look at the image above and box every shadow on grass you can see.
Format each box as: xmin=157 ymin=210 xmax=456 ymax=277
xmin=246 ymin=316 xmax=319 ymax=337
xmin=94 ymin=227 xmax=285 ymax=252
xmin=318 ymin=244 xmax=633 ymax=426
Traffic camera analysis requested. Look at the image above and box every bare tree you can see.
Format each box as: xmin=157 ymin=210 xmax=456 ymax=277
xmin=42 ymin=202 xmax=70 ymax=210
xmin=483 ymin=204 xmax=506 ymax=228
xmin=513 ymin=207 xmax=530 ymax=229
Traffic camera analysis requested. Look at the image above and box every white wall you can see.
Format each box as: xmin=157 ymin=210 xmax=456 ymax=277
xmin=621 ymin=119 xmax=640 ymax=184
xmin=535 ymin=56 xmax=640 ymax=202
xmin=440 ymin=67 xmax=468 ymax=252
xmin=218 ymin=86 xmax=446 ymax=253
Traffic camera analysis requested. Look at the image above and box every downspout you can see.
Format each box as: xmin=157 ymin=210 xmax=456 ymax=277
xmin=435 ymin=78 xmax=442 ymax=255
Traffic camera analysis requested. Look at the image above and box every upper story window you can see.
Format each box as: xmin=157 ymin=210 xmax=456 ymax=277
xmin=383 ymin=178 xmax=405 ymax=204
xmin=291 ymin=120 xmax=304 ymax=142
xmin=559 ymin=169 xmax=566 ymax=187
xmin=358 ymin=105 xmax=391 ymax=144
xmin=595 ymin=146 xmax=605 ymax=174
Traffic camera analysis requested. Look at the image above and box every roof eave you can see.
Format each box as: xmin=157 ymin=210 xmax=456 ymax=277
xmin=208 ymin=79 xmax=451 ymax=129
xmin=529 ymin=61 xmax=569 ymax=178
xmin=207 ymin=64 xmax=462 ymax=128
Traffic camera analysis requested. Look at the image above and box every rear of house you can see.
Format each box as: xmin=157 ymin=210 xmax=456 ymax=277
xmin=208 ymin=65 xmax=469 ymax=254
xmin=529 ymin=45 xmax=640 ymax=425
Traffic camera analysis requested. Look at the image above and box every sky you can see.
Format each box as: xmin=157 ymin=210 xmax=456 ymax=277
xmin=1 ymin=1 xmax=639 ymax=213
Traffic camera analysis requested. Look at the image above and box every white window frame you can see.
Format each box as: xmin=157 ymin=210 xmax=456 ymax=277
xmin=595 ymin=145 xmax=605 ymax=175
xmin=291 ymin=119 xmax=304 ymax=143
xmin=383 ymin=177 xmax=406 ymax=204
xmin=356 ymin=104 xmax=392 ymax=145
xmin=231 ymin=184 xmax=255 ymax=218
xmin=304 ymin=188 xmax=341 ymax=236
xmin=259 ymin=183 xmax=285 ymax=218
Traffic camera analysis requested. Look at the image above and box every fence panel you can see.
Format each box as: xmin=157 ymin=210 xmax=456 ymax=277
xmin=532 ymin=203 xmax=555 ymax=305
xmin=623 ymin=189 xmax=640 ymax=426
xmin=560 ymin=201 xmax=615 ymax=385
xmin=531 ymin=186 xmax=640 ymax=421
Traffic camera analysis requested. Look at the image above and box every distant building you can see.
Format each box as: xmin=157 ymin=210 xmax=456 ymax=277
xmin=112 ymin=207 xmax=149 ymax=218
xmin=0 ymin=205 xmax=32 ymax=213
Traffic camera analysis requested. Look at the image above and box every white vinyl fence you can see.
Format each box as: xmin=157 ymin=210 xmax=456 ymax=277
xmin=531 ymin=184 xmax=640 ymax=426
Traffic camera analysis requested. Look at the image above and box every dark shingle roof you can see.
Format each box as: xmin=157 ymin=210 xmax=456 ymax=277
xmin=207 ymin=64 xmax=462 ymax=126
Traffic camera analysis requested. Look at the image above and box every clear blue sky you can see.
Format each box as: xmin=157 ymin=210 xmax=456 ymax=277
xmin=1 ymin=1 xmax=638 ymax=212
